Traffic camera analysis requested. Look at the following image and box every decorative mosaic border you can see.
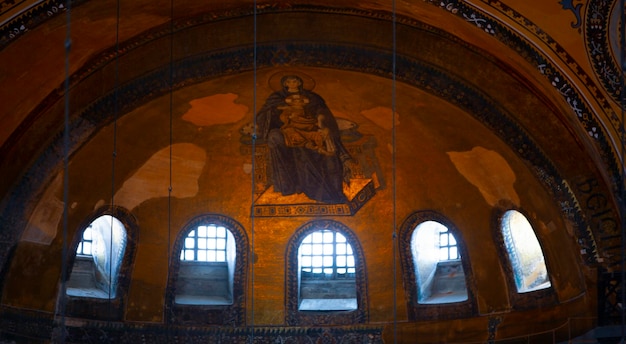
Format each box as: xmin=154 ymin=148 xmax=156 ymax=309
xmin=585 ymin=0 xmax=623 ymax=104
xmin=253 ymin=180 xmax=376 ymax=217
xmin=0 ymin=0 xmax=84 ymax=50
xmin=0 ymin=306 xmax=384 ymax=343
xmin=421 ymin=0 xmax=620 ymax=189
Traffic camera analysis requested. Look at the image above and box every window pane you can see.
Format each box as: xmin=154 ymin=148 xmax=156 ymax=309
xmin=83 ymin=242 xmax=92 ymax=255
xmin=323 ymin=256 xmax=333 ymax=267
xmin=347 ymin=256 xmax=355 ymax=267
xmin=301 ymin=244 xmax=312 ymax=255
xmin=207 ymin=225 xmax=216 ymax=237
xmin=197 ymin=226 xmax=207 ymax=237
xmin=336 ymin=233 xmax=346 ymax=242
xmin=216 ymin=251 xmax=226 ymax=262
xmin=198 ymin=238 xmax=207 ymax=249
xmin=208 ymin=238 xmax=216 ymax=249
xmin=323 ymin=231 xmax=334 ymax=243
xmin=197 ymin=250 xmax=207 ymax=261
xmin=207 ymin=251 xmax=216 ymax=262
xmin=312 ymin=256 xmax=323 ymax=267
xmin=450 ymin=247 xmax=458 ymax=259
xmin=217 ymin=226 xmax=226 ymax=238
xmin=312 ymin=232 xmax=323 ymax=243
xmin=83 ymin=228 xmax=92 ymax=240
xmin=337 ymin=255 xmax=346 ymax=267
xmin=184 ymin=250 xmax=194 ymax=260
xmin=323 ymin=243 xmax=333 ymax=255
xmin=185 ymin=237 xmax=195 ymax=249
xmin=449 ymin=235 xmax=457 ymax=245
xmin=336 ymin=243 xmax=346 ymax=254
xmin=216 ymin=238 xmax=226 ymax=250
xmin=312 ymin=243 xmax=323 ymax=255
xmin=302 ymin=256 xmax=312 ymax=267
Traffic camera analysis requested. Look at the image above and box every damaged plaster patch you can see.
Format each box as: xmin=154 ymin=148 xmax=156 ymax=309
xmin=447 ymin=147 xmax=520 ymax=206
xmin=115 ymin=143 xmax=206 ymax=210
xmin=360 ymin=106 xmax=399 ymax=130
xmin=21 ymin=173 xmax=64 ymax=244
xmin=182 ymin=93 xmax=248 ymax=126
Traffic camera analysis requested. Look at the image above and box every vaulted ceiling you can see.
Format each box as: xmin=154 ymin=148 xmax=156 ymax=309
xmin=0 ymin=0 xmax=624 ymax=342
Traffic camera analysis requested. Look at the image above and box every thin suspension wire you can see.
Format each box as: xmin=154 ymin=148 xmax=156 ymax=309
xmin=619 ymin=0 xmax=626 ymax=343
xmin=58 ymin=0 xmax=72 ymax=342
xmin=250 ymin=0 xmax=258 ymax=336
xmin=165 ymin=0 xmax=174 ymax=332
xmin=391 ymin=0 xmax=398 ymax=342
xmin=108 ymin=0 xmax=121 ymax=310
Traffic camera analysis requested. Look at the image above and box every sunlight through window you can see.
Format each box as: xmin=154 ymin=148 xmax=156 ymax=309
xmin=501 ymin=210 xmax=551 ymax=293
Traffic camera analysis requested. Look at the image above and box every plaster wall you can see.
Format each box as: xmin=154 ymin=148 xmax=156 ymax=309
xmin=2 ymin=68 xmax=590 ymax=335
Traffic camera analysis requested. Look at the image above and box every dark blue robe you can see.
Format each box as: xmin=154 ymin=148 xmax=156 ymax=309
xmin=257 ymin=86 xmax=351 ymax=203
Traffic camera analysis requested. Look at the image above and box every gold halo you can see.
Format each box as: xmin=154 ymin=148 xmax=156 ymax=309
xmin=268 ymin=70 xmax=316 ymax=92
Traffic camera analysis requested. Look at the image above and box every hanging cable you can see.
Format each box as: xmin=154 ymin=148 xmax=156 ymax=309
xmin=165 ymin=0 xmax=175 ymax=335
xmin=108 ymin=0 xmax=121 ymax=315
xmin=250 ymin=0 xmax=258 ymax=337
xmin=391 ymin=0 xmax=398 ymax=342
xmin=58 ymin=0 xmax=72 ymax=342
xmin=619 ymin=0 xmax=626 ymax=343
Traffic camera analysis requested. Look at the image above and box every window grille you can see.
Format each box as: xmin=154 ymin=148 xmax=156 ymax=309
xmin=180 ymin=224 xmax=228 ymax=262
xmin=299 ymin=229 xmax=355 ymax=280
xmin=76 ymin=225 xmax=94 ymax=256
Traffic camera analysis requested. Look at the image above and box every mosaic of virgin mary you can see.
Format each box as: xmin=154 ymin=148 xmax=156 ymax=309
xmin=256 ymin=72 xmax=353 ymax=204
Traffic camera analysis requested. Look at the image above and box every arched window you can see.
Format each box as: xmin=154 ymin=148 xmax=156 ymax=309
xmin=175 ymin=224 xmax=236 ymax=305
xmin=285 ymin=220 xmax=368 ymax=326
xmin=298 ymin=229 xmax=357 ymax=311
xmin=67 ymin=215 xmax=127 ymax=299
xmin=411 ymin=220 xmax=467 ymax=304
xmin=166 ymin=214 xmax=248 ymax=326
xmin=399 ymin=211 xmax=476 ymax=320
xmin=61 ymin=207 xmax=137 ymax=320
xmin=500 ymin=209 xmax=551 ymax=293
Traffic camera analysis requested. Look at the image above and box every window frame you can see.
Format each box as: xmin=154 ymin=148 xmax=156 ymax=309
xmin=165 ymin=214 xmax=248 ymax=326
xmin=399 ymin=210 xmax=476 ymax=320
xmin=492 ymin=206 xmax=557 ymax=310
xmin=285 ymin=220 xmax=368 ymax=326
xmin=61 ymin=206 xmax=138 ymax=321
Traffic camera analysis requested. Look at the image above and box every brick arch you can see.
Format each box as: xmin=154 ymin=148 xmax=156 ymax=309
xmin=398 ymin=210 xmax=477 ymax=320
xmin=165 ymin=213 xmax=248 ymax=326
xmin=285 ymin=219 xmax=368 ymax=326
xmin=59 ymin=205 xmax=139 ymax=320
